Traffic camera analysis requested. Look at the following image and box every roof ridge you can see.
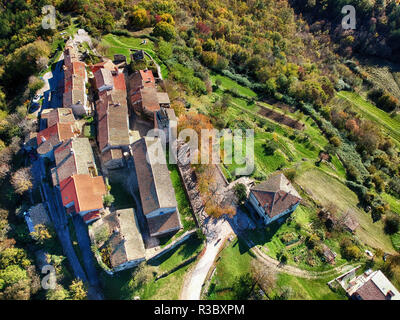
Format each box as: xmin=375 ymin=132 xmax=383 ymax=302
xmin=144 ymin=138 xmax=162 ymax=210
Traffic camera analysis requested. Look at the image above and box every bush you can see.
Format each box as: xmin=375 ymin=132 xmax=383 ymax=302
xmin=152 ymin=22 xmax=176 ymax=41
xmin=103 ymin=194 xmax=114 ymax=207
xmin=305 ymin=234 xmax=320 ymax=249
xmin=233 ymin=183 xmax=247 ymax=204
xmin=340 ymin=238 xmax=362 ymax=261
xmin=384 ymin=214 xmax=400 ymax=235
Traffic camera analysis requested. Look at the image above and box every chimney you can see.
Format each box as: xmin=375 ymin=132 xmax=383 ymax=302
xmin=386 ymin=290 xmax=395 ymax=300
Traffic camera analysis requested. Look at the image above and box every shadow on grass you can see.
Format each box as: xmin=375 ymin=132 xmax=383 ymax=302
xmin=235 ymin=216 xmax=290 ymax=256
xmin=148 ymin=237 xmax=201 ymax=267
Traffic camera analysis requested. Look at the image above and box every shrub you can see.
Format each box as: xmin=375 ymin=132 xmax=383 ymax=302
xmin=233 ymin=183 xmax=247 ymax=204
xmin=384 ymin=214 xmax=400 ymax=235
xmin=340 ymin=238 xmax=362 ymax=261
xmin=103 ymin=194 xmax=114 ymax=207
xmin=152 ymin=22 xmax=176 ymax=41
xmin=329 ymin=136 xmax=341 ymax=147
xmin=305 ymin=234 xmax=320 ymax=249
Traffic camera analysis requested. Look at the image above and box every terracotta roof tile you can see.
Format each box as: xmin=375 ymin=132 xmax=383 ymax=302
xmin=59 ymin=174 xmax=106 ymax=213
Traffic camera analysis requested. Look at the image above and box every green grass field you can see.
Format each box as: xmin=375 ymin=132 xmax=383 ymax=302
xmin=276 ymin=273 xmax=346 ymax=300
xmin=207 ymin=236 xmax=345 ymax=300
xmin=167 ymin=159 xmax=196 ymax=232
xmin=207 ymin=238 xmax=254 ymax=300
xmin=210 ymin=73 xmax=257 ymax=98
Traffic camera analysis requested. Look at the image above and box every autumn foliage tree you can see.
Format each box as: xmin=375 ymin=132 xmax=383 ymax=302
xmin=11 ymin=167 xmax=33 ymax=195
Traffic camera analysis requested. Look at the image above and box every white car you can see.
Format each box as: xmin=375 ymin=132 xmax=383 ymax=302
xmin=32 ymin=94 xmax=41 ymax=104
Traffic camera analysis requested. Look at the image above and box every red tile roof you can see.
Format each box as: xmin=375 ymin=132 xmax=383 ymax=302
xmin=59 ymin=174 xmax=106 ymax=213
xmin=36 ymin=123 xmax=76 ymax=145
xmin=354 ymin=279 xmax=387 ymax=300
xmin=147 ymin=210 xmax=181 ymax=237
xmin=113 ymin=72 xmax=126 ymax=91
xmin=82 ymin=211 xmax=101 ymax=223
xmin=128 ymin=70 xmax=156 ymax=92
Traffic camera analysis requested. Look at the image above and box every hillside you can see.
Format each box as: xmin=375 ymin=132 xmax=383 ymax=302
xmin=0 ymin=0 xmax=400 ymax=301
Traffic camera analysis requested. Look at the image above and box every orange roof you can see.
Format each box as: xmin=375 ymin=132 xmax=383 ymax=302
xmin=113 ymin=72 xmax=126 ymax=91
xmin=36 ymin=123 xmax=75 ymax=145
xmin=139 ymin=70 xmax=155 ymax=85
xmin=59 ymin=174 xmax=107 ymax=213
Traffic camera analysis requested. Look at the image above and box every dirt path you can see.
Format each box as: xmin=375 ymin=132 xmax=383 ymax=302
xmin=180 ymin=218 xmax=234 ymax=300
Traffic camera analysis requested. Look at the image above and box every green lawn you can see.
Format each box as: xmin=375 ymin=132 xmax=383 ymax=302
xmin=207 ymin=238 xmax=254 ymax=300
xmin=275 ymin=273 xmax=346 ymax=300
xmin=100 ymin=34 xmax=168 ymax=78
xmin=382 ymin=193 xmax=400 ymax=215
xmin=206 ymin=236 xmax=345 ymax=300
xmin=165 ymin=150 xmax=196 ymax=233
xmin=210 ymin=73 xmax=257 ymax=98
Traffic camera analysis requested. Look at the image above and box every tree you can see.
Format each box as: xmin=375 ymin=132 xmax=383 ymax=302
xmin=68 ymin=280 xmax=87 ymax=300
xmin=340 ymin=238 xmax=362 ymax=261
xmin=384 ymin=214 xmax=400 ymax=235
xmin=201 ymin=51 xmax=218 ymax=68
xmin=103 ymin=194 xmax=114 ymax=207
xmin=234 ymin=183 xmax=247 ymax=204
xmin=152 ymin=22 xmax=175 ymax=41
xmin=30 ymin=224 xmax=52 ymax=245
xmin=128 ymin=263 xmax=158 ymax=292
xmin=250 ymin=260 xmax=276 ymax=295
xmin=232 ymin=273 xmax=256 ymax=299
xmin=0 ymin=163 xmax=10 ymax=180
xmin=128 ymin=8 xmax=150 ymax=29
xmin=0 ymin=247 xmax=30 ymax=270
xmin=46 ymin=285 xmax=68 ymax=300
xmin=157 ymin=40 xmax=173 ymax=60
xmin=11 ymin=167 xmax=33 ymax=195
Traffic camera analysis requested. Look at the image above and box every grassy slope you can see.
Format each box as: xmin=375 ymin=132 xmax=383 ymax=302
xmin=208 ymin=74 xmax=346 ymax=181
xmin=100 ymin=34 xmax=168 ymax=78
xmin=207 ymin=236 xmax=344 ymax=300
xmin=337 ymin=91 xmax=400 ymax=144
xmin=295 ymin=168 xmax=395 ymax=253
